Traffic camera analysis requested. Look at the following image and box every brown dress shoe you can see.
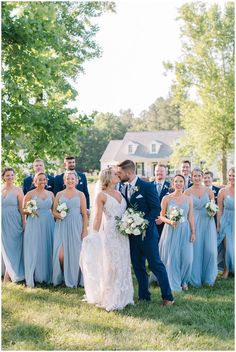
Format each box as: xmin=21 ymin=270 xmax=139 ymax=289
xmin=162 ymin=299 xmax=175 ymax=306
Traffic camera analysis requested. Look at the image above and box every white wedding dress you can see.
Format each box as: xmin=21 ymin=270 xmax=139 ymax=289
xmin=80 ymin=193 xmax=134 ymax=311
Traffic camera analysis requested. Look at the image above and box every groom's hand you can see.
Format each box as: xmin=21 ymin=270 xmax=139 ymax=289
xmin=155 ymin=217 xmax=162 ymax=225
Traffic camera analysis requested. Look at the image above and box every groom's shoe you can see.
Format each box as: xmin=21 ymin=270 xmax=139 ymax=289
xmin=162 ymin=299 xmax=175 ymax=306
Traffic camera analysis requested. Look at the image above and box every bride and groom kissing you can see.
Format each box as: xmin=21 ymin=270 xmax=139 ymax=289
xmin=80 ymin=159 xmax=174 ymax=311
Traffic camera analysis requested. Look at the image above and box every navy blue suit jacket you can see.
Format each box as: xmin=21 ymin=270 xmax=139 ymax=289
xmin=186 ymin=176 xmax=193 ymax=189
xmin=53 ymin=172 xmax=90 ymax=209
xmin=151 ymin=180 xmax=171 ymax=236
xmin=23 ymin=174 xmax=54 ymax=195
xmin=126 ymin=178 xmax=161 ymax=239
xmin=212 ymin=185 xmax=220 ymax=225
xmin=151 ymin=180 xmax=171 ymax=203
xmin=212 ymin=185 xmax=220 ymax=203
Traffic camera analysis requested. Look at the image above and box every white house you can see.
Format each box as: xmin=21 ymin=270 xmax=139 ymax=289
xmin=100 ymin=130 xmax=185 ymax=177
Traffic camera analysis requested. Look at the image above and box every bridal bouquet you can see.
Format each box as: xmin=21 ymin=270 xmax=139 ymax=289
xmin=25 ymin=199 xmax=38 ymax=217
xmin=205 ymin=200 xmax=219 ymax=218
xmin=115 ymin=208 xmax=149 ymax=240
xmin=167 ymin=206 xmax=184 ymax=224
xmin=57 ymin=202 xmax=69 ymax=219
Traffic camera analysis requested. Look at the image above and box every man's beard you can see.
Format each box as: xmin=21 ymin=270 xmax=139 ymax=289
xmin=68 ymin=165 xmax=75 ymax=170
xmin=119 ymin=175 xmax=129 ymax=182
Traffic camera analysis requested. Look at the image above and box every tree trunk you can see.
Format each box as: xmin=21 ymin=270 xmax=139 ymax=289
xmin=221 ymin=147 xmax=227 ymax=185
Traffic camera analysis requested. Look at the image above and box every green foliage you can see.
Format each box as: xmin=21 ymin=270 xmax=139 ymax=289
xmin=134 ymin=97 xmax=181 ymax=131
xmin=76 ymin=112 xmax=127 ymax=171
xmin=166 ymin=2 xmax=234 ymax=182
xmin=2 ymin=275 xmax=234 ymax=350
xmin=2 ymin=1 xmax=115 ymax=168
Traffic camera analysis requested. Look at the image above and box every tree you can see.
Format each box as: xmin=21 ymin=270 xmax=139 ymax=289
xmin=119 ymin=97 xmax=181 ymax=132
xmin=76 ymin=112 xmax=128 ymax=171
xmin=2 ymin=1 xmax=115 ymax=169
xmin=165 ymin=2 xmax=234 ymax=183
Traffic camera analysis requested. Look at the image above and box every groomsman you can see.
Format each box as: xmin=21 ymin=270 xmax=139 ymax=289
xmin=203 ymin=170 xmax=220 ymax=225
xmin=149 ymin=164 xmax=171 ymax=285
xmin=23 ymin=159 xmax=54 ymax=195
xmin=151 ymin=164 xmax=171 ymax=238
xmin=203 ymin=171 xmax=220 ymax=203
xmin=181 ymin=160 xmax=193 ymax=190
xmin=54 ymin=156 xmax=90 ymax=210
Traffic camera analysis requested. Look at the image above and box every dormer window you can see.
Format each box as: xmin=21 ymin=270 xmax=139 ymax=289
xmin=127 ymin=141 xmax=138 ymax=155
xmin=150 ymin=140 xmax=161 ymax=154
xmin=151 ymin=143 xmax=157 ymax=153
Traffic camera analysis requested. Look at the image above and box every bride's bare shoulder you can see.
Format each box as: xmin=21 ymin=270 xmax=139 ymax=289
xmin=96 ymin=191 xmax=107 ymax=203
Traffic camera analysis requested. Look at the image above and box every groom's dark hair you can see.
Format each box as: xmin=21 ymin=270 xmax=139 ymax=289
xmin=118 ymin=160 xmax=135 ymax=172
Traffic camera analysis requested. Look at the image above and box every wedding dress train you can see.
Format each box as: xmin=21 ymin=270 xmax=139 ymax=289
xmin=80 ymin=193 xmax=134 ymax=311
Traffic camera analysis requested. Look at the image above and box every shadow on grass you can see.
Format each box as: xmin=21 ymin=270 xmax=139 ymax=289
xmin=2 ymin=316 xmax=54 ymax=350
xmin=115 ymin=277 xmax=234 ymax=343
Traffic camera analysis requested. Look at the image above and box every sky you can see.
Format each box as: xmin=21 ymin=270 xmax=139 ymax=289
xmin=73 ymin=0 xmax=226 ymax=117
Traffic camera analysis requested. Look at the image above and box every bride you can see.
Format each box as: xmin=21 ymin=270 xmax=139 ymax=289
xmin=80 ymin=166 xmax=134 ymax=311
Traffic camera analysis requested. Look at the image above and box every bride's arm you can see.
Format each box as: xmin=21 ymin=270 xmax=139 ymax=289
xmin=93 ymin=192 xmax=106 ymax=232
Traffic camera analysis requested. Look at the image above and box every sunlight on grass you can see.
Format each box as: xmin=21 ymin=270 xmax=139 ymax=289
xmin=2 ymin=275 xmax=234 ymax=350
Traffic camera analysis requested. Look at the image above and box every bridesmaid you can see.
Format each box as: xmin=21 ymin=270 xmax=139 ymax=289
xmin=217 ymin=167 xmax=235 ymax=278
xmin=23 ymin=172 xmax=55 ymax=287
xmin=52 ymin=170 xmax=88 ymax=288
xmin=185 ymin=167 xmax=218 ymax=287
xmin=159 ymin=174 xmax=195 ymax=292
xmin=1 ymin=167 xmax=25 ymax=283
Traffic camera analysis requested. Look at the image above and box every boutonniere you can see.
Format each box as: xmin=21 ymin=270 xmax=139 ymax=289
xmin=164 ymin=185 xmax=169 ymax=190
xmin=212 ymin=189 xmax=216 ymax=194
xmin=133 ymin=186 xmax=139 ymax=192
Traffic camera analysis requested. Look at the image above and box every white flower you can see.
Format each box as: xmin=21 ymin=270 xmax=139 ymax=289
xmin=60 ymin=210 xmax=67 ymax=219
xmin=133 ymin=228 xmax=141 ymax=236
xmin=125 ymin=228 xmax=132 ymax=234
xmin=57 ymin=202 xmax=69 ymax=219
xmin=167 ymin=206 xmax=185 ymax=223
xmin=25 ymin=199 xmax=38 ymax=217
xmin=205 ymin=200 xmax=219 ymax=218
xmin=115 ymin=208 xmax=149 ymax=240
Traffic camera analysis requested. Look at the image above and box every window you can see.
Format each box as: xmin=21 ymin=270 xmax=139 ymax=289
xmin=151 ymin=144 xmax=157 ymax=153
xmin=128 ymin=145 xmax=133 ymax=154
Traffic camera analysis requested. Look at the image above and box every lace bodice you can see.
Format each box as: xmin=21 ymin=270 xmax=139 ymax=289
xmin=103 ymin=193 xmax=127 ymax=223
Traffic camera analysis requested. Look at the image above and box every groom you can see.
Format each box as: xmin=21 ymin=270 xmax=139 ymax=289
xmin=117 ymin=160 xmax=174 ymax=306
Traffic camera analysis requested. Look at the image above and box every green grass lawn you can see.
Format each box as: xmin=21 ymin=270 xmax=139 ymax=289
xmin=2 ymin=274 xmax=234 ymax=351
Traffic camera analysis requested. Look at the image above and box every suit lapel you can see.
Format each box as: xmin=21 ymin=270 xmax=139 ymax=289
xmin=130 ymin=178 xmax=141 ymax=202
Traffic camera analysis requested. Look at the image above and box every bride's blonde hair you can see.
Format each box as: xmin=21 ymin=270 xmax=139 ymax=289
xmin=99 ymin=167 xmax=113 ymax=190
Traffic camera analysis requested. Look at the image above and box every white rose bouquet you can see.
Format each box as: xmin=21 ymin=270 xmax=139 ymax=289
xmin=115 ymin=208 xmax=149 ymax=240
xmin=205 ymin=200 xmax=219 ymax=218
xmin=57 ymin=202 xmax=69 ymax=219
xmin=167 ymin=206 xmax=184 ymax=224
xmin=25 ymin=199 xmax=38 ymax=217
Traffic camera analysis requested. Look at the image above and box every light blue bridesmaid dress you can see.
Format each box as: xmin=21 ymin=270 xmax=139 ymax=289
xmin=190 ymin=192 xmax=217 ymax=287
xmin=1 ymin=193 xmax=24 ymax=281
xmin=52 ymin=194 xmax=83 ymax=288
xmin=159 ymin=199 xmax=193 ymax=292
xmin=217 ymin=195 xmax=234 ymax=273
xmin=24 ymin=195 xmax=54 ymax=287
